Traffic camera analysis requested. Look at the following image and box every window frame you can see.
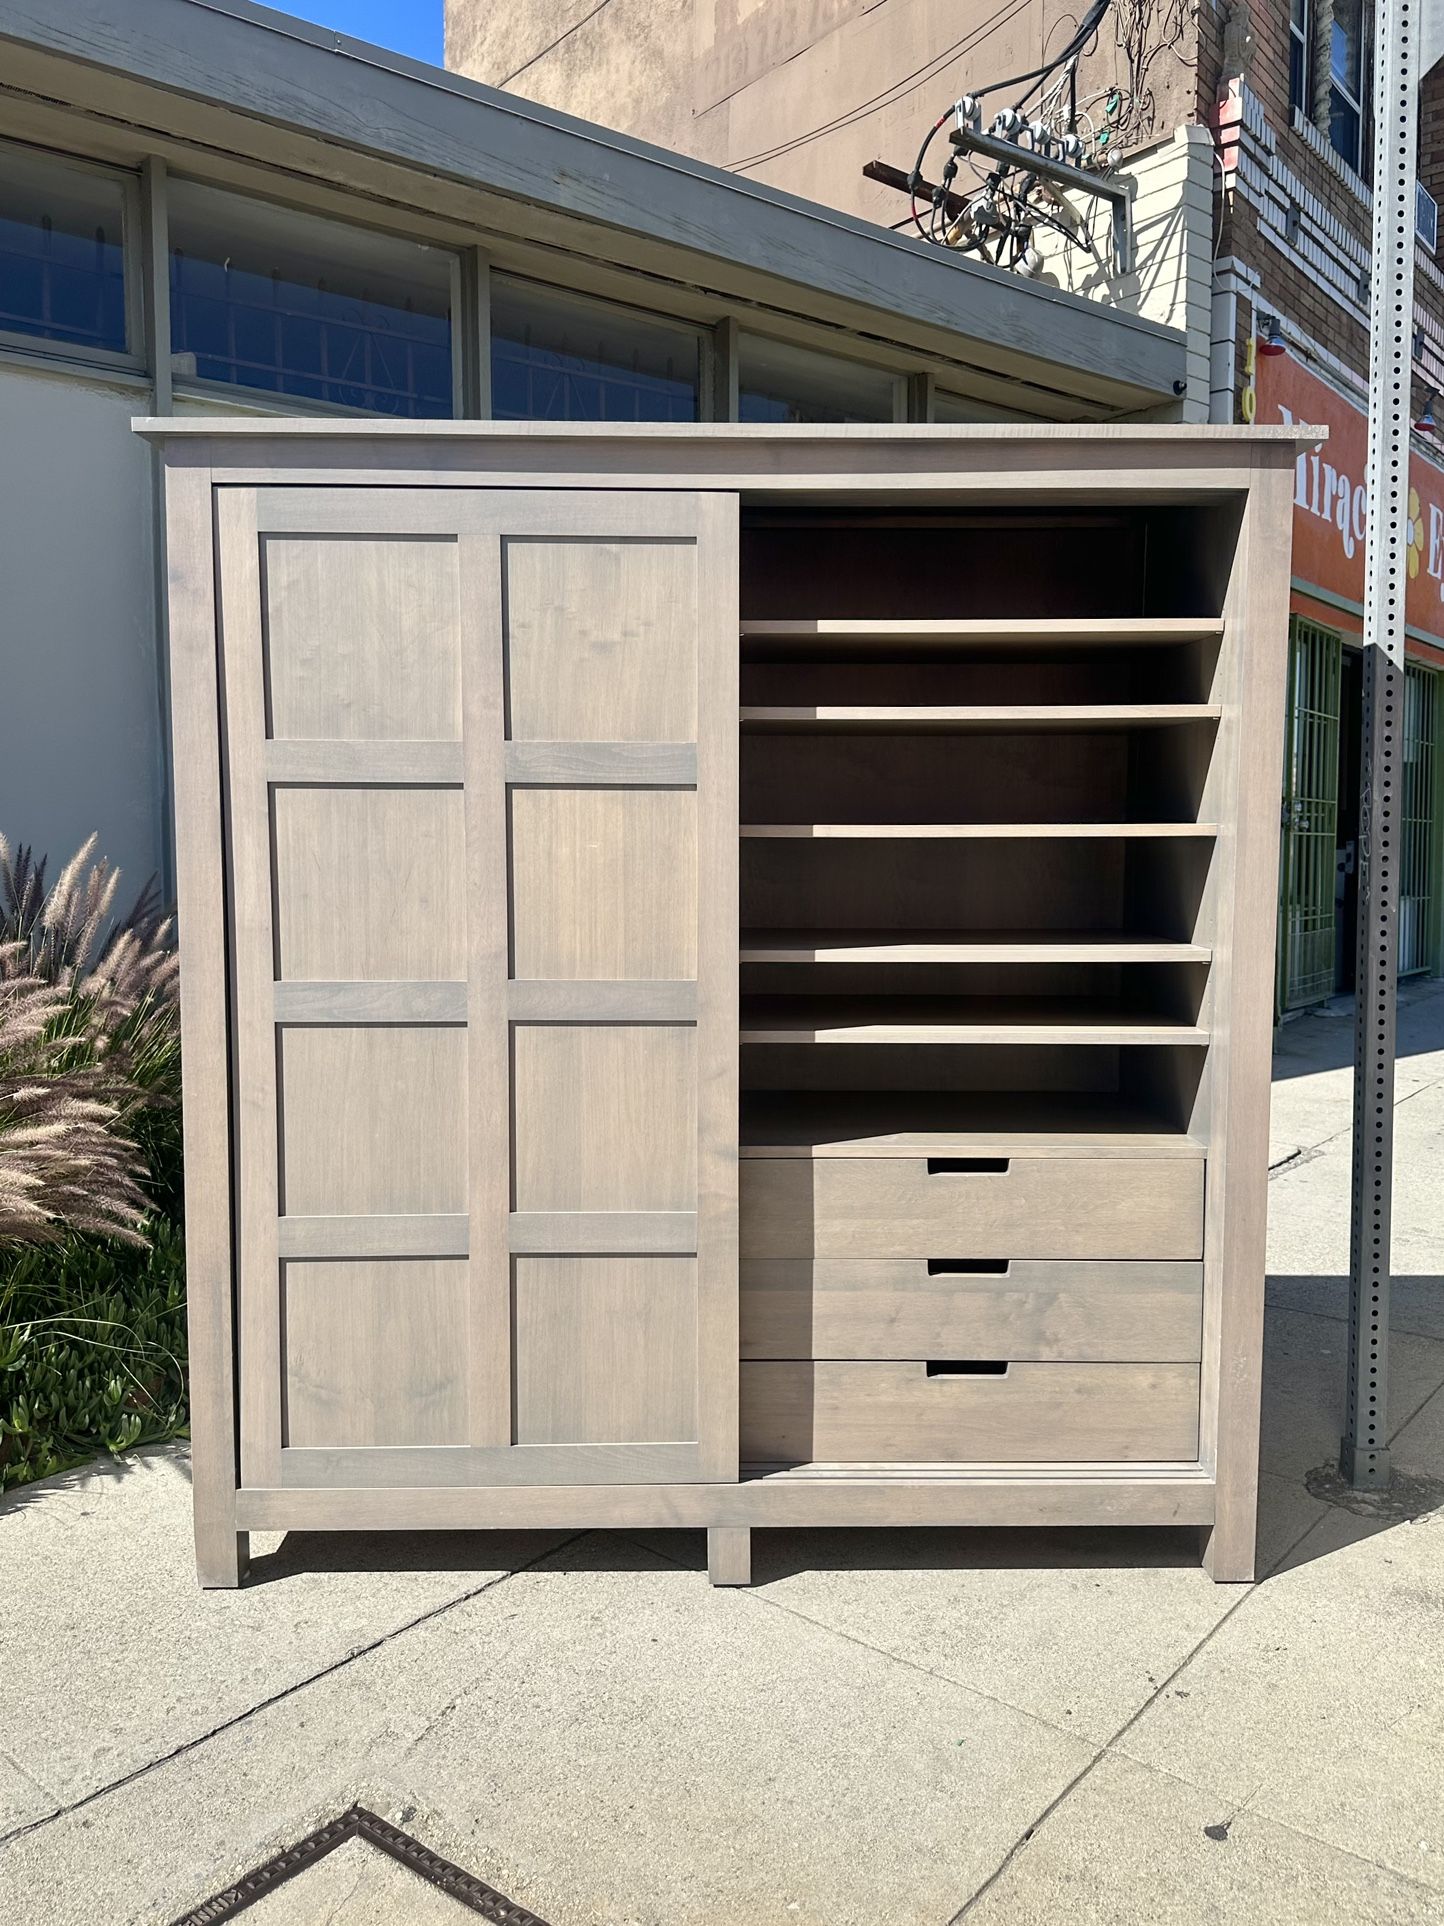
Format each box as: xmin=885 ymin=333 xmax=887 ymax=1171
xmin=164 ymin=171 xmax=465 ymax=419
xmin=0 ymin=140 xmax=144 ymax=375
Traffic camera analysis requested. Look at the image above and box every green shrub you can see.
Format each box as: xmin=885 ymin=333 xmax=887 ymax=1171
xmin=0 ymin=1218 xmax=188 ymax=1491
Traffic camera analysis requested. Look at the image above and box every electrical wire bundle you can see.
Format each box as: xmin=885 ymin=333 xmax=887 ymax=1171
xmin=1109 ymin=0 xmax=1192 ymax=152
xmin=906 ymin=0 xmax=1120 ymax=270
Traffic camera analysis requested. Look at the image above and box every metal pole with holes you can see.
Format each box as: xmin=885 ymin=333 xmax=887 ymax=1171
xmin=1341 ymin=0 xmax=1441 ymax=1486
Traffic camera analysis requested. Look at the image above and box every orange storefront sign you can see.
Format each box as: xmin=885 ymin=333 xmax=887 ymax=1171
xmin=1255 ymin=350 xmax=1444 ymax=660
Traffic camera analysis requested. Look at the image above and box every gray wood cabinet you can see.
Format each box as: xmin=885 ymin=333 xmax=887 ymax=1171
xmin=146 ymin=422 xmax=1304 ymax=1590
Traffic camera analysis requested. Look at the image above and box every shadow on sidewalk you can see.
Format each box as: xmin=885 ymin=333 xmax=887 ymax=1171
xmin=1271 ymin=976 xmax=1444 ymax=1081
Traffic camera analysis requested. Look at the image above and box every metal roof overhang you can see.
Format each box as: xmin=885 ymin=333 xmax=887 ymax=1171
xmin=0 ymin=0 xmax=1189 ymax=419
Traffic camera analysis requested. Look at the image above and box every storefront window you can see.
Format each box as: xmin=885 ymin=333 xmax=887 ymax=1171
xmin=738 ymin=334 xmax=900 ymax=423
xmin=0 ymin=149 xmax=130 ymax=358
xmin=490 ymin=278 xmax=700 ymax=421
xmin=168 ymin=181 xmax=456 ymax=415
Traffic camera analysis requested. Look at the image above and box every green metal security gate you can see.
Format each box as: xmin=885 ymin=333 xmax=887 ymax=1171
xmin=1278 ymin=618 xmax=1344 ymax=1012
xmin=1400 ymin=662 xmax=1439 ymax=975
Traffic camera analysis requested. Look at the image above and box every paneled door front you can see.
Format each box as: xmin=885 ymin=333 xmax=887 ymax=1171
xmin=215 ymin=485 xmax=738 ymax=1491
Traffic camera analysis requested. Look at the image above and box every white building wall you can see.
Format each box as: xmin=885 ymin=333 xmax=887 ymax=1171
xmin=1029 ymin=125 xmax=1215 ymax=422
xmin=0 ymin=361 xmax=165 ymax=902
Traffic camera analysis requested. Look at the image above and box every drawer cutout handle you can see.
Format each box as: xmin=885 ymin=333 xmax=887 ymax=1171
xmin=926 ymin=1157 xmax=1010 ymax=1175
xmin=927 ymin=1258 xmax=1010 ymax=1276
xmin=925 ymin=1360 xmax=1010 ymax=1378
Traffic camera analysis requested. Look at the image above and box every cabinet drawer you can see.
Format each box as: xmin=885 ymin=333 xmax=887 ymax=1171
xmin=740 ymin=1259 xmax=1204 ymax=1362
xmin=740 ymin=1156 xmax=1204 ymax=1261
xmin=741 ymin=1360 xmax=1201 ymax=1465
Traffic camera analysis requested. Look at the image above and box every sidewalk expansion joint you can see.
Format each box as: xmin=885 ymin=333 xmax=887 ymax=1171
xmin=1390 ymin=1378 xmax=1444 ymax=1449
xmin=624 ymin=1531 xmax=1083 ymax=1742
xmin=944 ymin=1494 xmax=1332 ymax=1921
xmin=1267 ymin=1300 xmax=1444 ymax=1349
xmin=1267 ymin=1140 xmax=1333 ymax=1179
xmin=0 ymin=1529 xmax=589 ymax=1852
xmin=1268 ymin=1065 xmax=1442 ymax=1176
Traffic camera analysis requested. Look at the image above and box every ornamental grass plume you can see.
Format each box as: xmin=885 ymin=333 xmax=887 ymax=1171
xmin=0 ymin=834 xmax=180 ymax=1246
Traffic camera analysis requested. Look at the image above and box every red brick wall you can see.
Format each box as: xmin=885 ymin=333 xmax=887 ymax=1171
xmin=1200 ymin=2 xmax=1444 ymax=419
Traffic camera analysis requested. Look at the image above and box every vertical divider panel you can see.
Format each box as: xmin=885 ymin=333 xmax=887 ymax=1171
xmin=459 ymin=524 xmax=513 ymax=1447
xmin=695 ymin=494 xmax=741 ymax=1480
xmin=215 ymin=487 xmax=283 ymax=1490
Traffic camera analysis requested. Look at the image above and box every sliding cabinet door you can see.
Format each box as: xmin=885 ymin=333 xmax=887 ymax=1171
xmin=215 ymin=484 xmax=738 ymax=1490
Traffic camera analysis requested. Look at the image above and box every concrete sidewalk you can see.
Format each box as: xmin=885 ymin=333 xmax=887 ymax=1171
xmin=3 ymin=985 xmax=1443 ymax=1926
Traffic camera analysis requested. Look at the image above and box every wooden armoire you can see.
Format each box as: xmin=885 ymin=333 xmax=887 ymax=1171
xmin=144 ymin=422 xmax=1303 ymax=1589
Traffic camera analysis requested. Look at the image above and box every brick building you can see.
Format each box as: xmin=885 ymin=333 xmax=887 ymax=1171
xmin=449 ymin=0 xmax=1444 ymax=1009
xmin=1207 ymin=3 xmax=1444 ymax=1007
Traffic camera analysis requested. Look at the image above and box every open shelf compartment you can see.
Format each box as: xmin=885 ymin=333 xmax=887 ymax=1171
xmin=735 ymin=500 xmax=1230 ymax=1167
xmin=742 ymin=833 xmax=1216 ymax=948
xmin=741 ymin=1038 xmax=1209 ymax=1150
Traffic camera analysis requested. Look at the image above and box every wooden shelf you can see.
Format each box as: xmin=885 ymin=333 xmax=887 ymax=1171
xmin=741 ymin=618 xmax=1226 ymax=657
xmin=739 ymin=1090 xmax=1205 ymax=1158
xmin=741 ymin=703 xmax=1221 ymax=733
xmin=742 ymin=822 xmax=1218 ymax=839
xmin=740 ymin=929 xmax=1211 ymax=964
xmin=740 ymin=996 xmax=1207 ymax=1047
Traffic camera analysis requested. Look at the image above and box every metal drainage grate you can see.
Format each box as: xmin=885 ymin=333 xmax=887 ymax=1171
xmin=172 ymin=1803 xmax=552 ymax=1925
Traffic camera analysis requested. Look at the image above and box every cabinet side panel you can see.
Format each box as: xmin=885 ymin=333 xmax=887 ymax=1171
xmin=218 ymin=490 xmax=284 ymax=1489
xmin=1203 ymin=456 xmax=1294 ymax=1581
xmin=164 ymin=449 xmax=244 ymax=1585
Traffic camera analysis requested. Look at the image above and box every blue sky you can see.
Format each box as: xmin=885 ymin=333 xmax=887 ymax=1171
xmin=281 ymin=1 xmax=443 ymax=66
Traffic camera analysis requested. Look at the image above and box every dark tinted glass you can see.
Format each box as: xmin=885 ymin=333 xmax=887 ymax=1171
xmin=1330 ymin=89 xmax=1362 ymax=167
xmin=1289 ymin=32 xmax=1307 ymax=111
xmin=490 ymin=277 xmax=699 ymax=421
xmin=0 ymin=157 xmax=127 ymax=355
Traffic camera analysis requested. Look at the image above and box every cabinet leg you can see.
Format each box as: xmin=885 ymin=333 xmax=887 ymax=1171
xmin=707 ymin=1527 xmax=751 ymax=1587
xmin=1200 ymin=1519 xmax=1255 ymax=1585
xmin=196 ymin=1524 xmax=250 ymax=1589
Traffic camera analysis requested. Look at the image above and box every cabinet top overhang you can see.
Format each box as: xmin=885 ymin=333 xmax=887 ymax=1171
xmin=134 ymin=419 xmax=1325 ymax=501
xmin=135 ymin=420 xmax=1323 ymax=445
